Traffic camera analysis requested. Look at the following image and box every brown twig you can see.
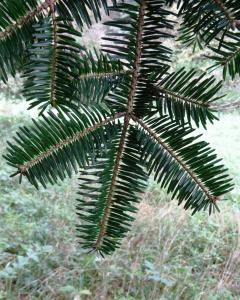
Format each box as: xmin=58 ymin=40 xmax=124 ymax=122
xmin=211 ymin=100 xmax=240 ymax=111
xmin=0 ymin=0 xmax=56 ymax=40
xmin=49 ymin=2 xmax=58 ymax=107
xmin=213 ymin=0 xmax=240 ymax=29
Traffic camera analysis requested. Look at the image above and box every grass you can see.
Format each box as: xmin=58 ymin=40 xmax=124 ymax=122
xmin=0 ymin=101 xmax=240 ymax=300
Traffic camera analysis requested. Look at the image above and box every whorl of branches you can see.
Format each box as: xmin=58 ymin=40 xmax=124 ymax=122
xmin=1 ymin=0 xmax=237 ymax=255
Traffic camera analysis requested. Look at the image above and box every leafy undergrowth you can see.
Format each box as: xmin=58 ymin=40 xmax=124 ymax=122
xmin=0 ymin=108 xmax=240 ymax=300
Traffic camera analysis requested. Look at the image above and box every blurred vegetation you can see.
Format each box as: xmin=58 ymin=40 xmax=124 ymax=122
xmin=0 ymin=19 xmax=240 ymax=300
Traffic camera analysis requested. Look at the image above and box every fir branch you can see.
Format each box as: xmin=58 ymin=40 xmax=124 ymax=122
xmin=17 ymin=112 xmax=125 ymax=175
xmin=94 ymin=0 xmax=146 ymax=250
xmin=222 ymin=47 xmax=240 ymax=66
xmin=132 ymin=115 xmax=219 ymax=204
xmin=152 ymin=84 xmax=210 ymax=108
xmin=0 ymin=0 xmax=55 ymax=40
xmin=94 ymin=117 xmax=129 ymax=250
xmin=213 ymin=0 xmax=240 ymax=28
xmin=213 ymin=0 xmax=233 ymax=20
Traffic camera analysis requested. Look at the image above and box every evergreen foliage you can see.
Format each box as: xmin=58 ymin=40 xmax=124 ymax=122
xmin=1 ymin=0 xmax=238 ymax=255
